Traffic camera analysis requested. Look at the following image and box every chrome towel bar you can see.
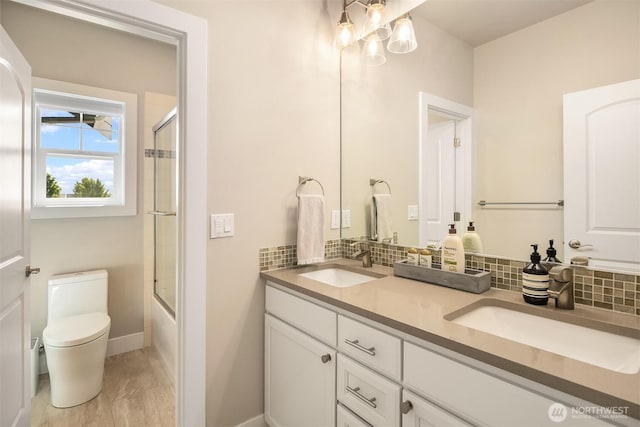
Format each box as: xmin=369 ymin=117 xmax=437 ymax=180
xmin=296 ymin=176 xmax=325 ymax=196
xmin=478 ymin=200 xmax=564 ymax=207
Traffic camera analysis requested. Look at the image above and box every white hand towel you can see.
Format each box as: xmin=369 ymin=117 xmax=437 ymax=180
xmin=373 ymin=194 xmax=393 ymax=243
xmin=297 ymin=194 xmax=325 ymax=265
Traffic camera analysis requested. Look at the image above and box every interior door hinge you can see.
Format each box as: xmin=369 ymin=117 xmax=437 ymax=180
xmin=453 ymin=137 xmax=461 ymax=148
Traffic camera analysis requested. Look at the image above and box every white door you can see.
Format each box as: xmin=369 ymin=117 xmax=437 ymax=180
xmin=0 ymin=25 xmax=32 ymax=427
xmin=563 ymin=79 xmax=640 ymax=271
xmin=422 ymin=119 xmax=456 ymax=247
xmin=264 ymin=314 xmax=336 ymax=427
xmin=401 ymin=390 xmax=470 ymax=427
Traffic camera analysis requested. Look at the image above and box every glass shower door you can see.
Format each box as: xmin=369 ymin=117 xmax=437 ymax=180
xmin=152 ymin=110 xmax=177 ymax=316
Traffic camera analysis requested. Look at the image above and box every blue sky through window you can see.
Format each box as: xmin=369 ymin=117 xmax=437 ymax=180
xmin=41 ymin=108 xmax=120 ymax=196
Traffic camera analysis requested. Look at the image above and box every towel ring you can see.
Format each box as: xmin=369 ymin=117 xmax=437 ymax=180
xmin=370 ymin=178 xmax=391 ymax=197
xmin=296 ymin=176 xmax=325 ymax=197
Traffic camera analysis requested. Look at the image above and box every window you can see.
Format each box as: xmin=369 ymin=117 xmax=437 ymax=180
xmin=32 ymin=78 xmax=137 ymax=218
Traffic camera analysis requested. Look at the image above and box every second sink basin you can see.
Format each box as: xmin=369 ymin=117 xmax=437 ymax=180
xmin=446 ymin=300 xmax=640 ymax=374
xmin=298 ymin=266 xmax=383 ymax=288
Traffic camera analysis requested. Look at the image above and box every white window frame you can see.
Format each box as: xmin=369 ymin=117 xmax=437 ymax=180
xmin=31 ymin=77 xmax=137 ymax=219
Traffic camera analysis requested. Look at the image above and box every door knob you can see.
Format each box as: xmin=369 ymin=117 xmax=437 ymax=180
xmin=568 ymin=240 xmax=593 ymax=249
xmin=25 ymin=265 xmax=41 ymax=277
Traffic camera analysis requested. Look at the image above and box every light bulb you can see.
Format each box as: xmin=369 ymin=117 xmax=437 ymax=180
xmin=362 ymin=35 xmax=386 ymax=67
xmin=364 ymin=0 xmax=390 ymax=40
xmin=387 ymin=14 xmax=417 ymax=54
xmin=334 ymin=10 xmax=356 ymax=49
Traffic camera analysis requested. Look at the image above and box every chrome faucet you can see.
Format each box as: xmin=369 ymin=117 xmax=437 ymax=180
xmin=351 ymin=241 xmax=372 ymax=268
xmin=547 ymin=266 xmax=574 ymax=310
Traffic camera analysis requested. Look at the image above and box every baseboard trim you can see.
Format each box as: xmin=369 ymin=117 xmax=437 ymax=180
xmin=235 ymin=414 xmax=266 ymax=427
xmin=106 ymin=332 xmax=145 ymax=357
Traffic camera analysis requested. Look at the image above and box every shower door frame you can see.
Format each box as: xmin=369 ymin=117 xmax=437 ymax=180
xmin=152 ymin=109 xmax=178 ymax=317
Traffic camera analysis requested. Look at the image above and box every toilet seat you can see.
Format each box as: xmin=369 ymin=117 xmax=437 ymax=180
xmin=43 ymin=312 xmax=111 ymax=348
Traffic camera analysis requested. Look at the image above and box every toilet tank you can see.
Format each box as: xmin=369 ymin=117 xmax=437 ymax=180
xmin=47 ymin=270 xmax=108 ymax=324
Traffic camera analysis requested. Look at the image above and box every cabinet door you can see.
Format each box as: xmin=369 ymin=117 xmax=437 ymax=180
xmin=337 ymin=404 xmax=372 ymax=427
xmin=265 ymin=314 xmax=336 ymax=427
xmin=401 ymin=390 xmax=471 ymax=427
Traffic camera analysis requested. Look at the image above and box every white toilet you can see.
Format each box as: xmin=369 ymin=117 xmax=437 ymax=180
xmin=43 ymin=270 xmax=111 ymax=408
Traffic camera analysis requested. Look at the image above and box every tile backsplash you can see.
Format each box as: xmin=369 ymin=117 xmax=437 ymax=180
xmin=260 ymin=239 xmax=640 ymax=316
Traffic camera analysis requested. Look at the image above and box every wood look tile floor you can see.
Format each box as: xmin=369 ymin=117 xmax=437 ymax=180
xmin=32 ymin=347 xmax=175 ymax=427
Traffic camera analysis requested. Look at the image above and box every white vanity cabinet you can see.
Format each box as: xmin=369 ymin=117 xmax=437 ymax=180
xmin=265 ymin=286 xmax=337 ymax=427
xmin=264 ymin=282 xmax=628 ymax=427
xmin=403 ymin=341 xmax=617 ymax=427
xmin=401 ymin=390 xmax=471 ymax=427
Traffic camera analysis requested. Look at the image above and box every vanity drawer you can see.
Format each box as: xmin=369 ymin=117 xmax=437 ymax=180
xmin=338 ymin=315 xmax=402 ymax=381
xmin=337 ymin=354 xmax=401 ymax=427
xmin=403 ymin=342 xmax=614 ymax=426
xmin=265 ymin=285 xmax=336 ymax=346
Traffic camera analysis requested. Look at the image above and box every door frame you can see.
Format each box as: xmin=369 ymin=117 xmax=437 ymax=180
xmin=9 ymin=1 xmax=208 ymax=425
xmin=418 ymin=92 xmax=473 ymax=247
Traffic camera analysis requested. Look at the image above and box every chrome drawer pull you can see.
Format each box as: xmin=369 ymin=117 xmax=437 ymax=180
xmin=344 ymin=338 xmax=376 ymax=356
xmin=346 ymin=386 xmax=377 ymax=409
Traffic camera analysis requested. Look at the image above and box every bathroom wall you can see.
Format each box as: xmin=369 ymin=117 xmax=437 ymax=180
xmin=1 ymin=1 xmax=176 ymax=347
xmin=150 ymin=0 xmax=342 ymax=425
xmin=473 ymin=0 xmax=640 ymax=259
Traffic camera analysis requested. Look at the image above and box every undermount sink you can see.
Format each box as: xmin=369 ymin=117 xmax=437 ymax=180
xmin=298 ymin=266 xmax=384 ymax=288
xmin=445 ymin=300 xmax=640 ymax=374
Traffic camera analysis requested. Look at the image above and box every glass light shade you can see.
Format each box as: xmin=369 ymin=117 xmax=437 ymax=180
xmin=387 ymin=14 xmax=417 ymax=54
xmin=362 ymin=35 xmax=386 ymax=67
xmin=364 ymin=0 xmax=391 ymax=40
xmin=334 ymin=11 xmax=357 ymax=49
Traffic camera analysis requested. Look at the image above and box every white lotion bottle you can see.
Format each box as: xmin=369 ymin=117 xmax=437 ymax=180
xmin=441 ymin=223 xmax=465 ymax=273
xmin=462 ymin=221 xmax=484 ymax=254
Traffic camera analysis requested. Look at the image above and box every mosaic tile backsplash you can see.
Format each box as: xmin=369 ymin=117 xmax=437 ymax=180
xmin=259 ymin=239 xmax=640 ymax=316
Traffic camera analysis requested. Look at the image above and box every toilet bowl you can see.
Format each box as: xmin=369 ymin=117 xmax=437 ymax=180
xmin=42 ymin=270 xmax=111 ymax=408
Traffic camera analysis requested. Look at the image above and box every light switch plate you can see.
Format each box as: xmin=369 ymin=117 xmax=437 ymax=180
xmin=342 ymin=209 xmax=351 ymax=228
xmin=210 ymin=214 xmax=234 ymax=238
xmin=331 ymin=210 xmax=340 ymax=229
xmin=408 ymin=205 xmax=419 ymax=221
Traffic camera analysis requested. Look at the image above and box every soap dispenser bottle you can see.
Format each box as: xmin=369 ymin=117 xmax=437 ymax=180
xmin=441 ymin=224 xmax=465 ymax=273
xmin=543 ymin=239 xmax=561 ymax=264
xmin=462 ymin=221 xmax=484 ymax=254
xmin=522 ymin=244 xmax=549 ymax=305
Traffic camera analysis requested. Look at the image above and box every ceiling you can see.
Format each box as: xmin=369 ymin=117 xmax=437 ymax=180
xmin=413 ymin=0 xmax=594 ymax=47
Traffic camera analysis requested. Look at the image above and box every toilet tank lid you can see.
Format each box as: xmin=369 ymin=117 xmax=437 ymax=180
xmin=48 ymin=269 xmax=108 ymax=286
xmin=43 ymin=312 xmax=110 ymax=347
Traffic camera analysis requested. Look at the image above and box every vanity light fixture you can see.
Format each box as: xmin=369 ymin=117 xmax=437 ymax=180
xmin=387 ymin=13 xmax=417 ymax=54
xmin=334 ymin=0 xmax=418 ymax=66
xmin=363 ymin=0 xmax=392 ymax=41
xmin=335 ymin=0 xmax=357 ymax=49
xmin=362 ymin=34 xmax=387 ymax=66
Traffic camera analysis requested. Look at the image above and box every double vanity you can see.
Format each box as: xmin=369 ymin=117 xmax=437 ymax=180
xmin=261 ymin=261 xmax=640 ymax=427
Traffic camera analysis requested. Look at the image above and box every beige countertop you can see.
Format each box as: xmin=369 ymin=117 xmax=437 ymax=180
xmin=261 ymin=259 xmax=640 ymax=419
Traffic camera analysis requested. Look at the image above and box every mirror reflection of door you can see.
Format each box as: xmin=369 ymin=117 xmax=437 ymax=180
xmin=419 ymin=94 xmax=473 ymax=248
xmin=563 ymin=79 xmax=640 ymax=272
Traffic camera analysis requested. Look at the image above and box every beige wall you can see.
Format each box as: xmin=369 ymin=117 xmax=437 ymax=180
xmin=473 ymin=0 xmax=640 ymax=260
xmin=150 ymin=0 xmax=341 ymax=424
xmin=1 ymin=1 xmax=176 ymax=342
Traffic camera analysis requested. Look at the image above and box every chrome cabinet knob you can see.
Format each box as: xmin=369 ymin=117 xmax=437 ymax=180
xmin=320 ymin=354 xmax=331 ymax=364
xmin=400 ymin=400 xmax=413 ymax=414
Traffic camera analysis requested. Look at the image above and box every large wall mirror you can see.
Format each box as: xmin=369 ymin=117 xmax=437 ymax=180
xmin=340 ymin=0 xmax=639 ymax=273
